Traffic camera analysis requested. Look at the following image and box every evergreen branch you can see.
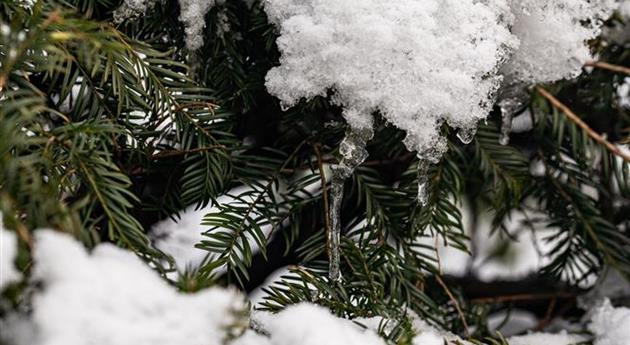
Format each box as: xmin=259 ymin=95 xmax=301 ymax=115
xmin=536 ymin=87 xmax=630 ymax=163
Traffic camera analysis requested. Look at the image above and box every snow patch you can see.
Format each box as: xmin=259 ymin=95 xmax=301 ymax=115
xmin=21 ymin=230 xmax=246 ymax=345
xmin=0 ymin=218 xmax=20 ymax=290
xmin=589 ymin=299 xmax=630 ymax=345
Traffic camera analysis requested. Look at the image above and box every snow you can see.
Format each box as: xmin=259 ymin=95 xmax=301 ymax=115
xmin=151 ymin=184 xmax=274 ymax=275
xmin=499 ymin=0 xmax=618 ymax=86
xmin=263 ymin=0 xmax=517 ymax=163
xmin=115 ymin=0 xmax=223 ymax=50
xmin=264 ymin=0 xmax=618 ymax=161
xmin=19 ymin=230 xmax=246 ymax=345
xmin=0 ymin=219 xmax=20 ymax=290
xmin=507 ymin=331 xmax=587 ymax=345
xmin=178 ymin=0 xmax=224 ymax=50
xmin=589 ymin=299 xmax=630 ymax=345
xmin=618 ymin=78 xmax=630 ymax=109
xmin=261 ymin=303 xmax=386 ymax=345
xmin=114 ymin=0 xmax=158 ymax=22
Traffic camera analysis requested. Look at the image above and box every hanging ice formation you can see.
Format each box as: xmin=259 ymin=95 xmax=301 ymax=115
xmin=328 ymin=126 xmax=373 ymax=282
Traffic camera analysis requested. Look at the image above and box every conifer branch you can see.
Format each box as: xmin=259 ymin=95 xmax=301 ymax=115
xmin=536 ymin=86 xmax=630 ymax=163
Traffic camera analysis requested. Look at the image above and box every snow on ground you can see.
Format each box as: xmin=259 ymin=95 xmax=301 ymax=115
xmin=0 ymin=218 xmax=20 ymax=290
xmin=11 ymin=230 xmax=246 ymax=345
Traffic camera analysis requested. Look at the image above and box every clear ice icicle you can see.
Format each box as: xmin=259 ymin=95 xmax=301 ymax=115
xmin=457 ymin=126 xmax=477 ymax=145
xmin=498 ymin=86 xmax=530 ymax=146
xmin=416 ymin=158 xmax=430 ymax=206
xmin=328 ymin=126 xmax=373 ymax=283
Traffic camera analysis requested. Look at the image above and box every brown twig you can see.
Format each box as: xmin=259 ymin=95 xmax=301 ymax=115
xmin=585 ymin=61 xmax=630 ymax=76
xmin=536 ymin=86 xmax=630 ymax=163
xmin=436 ymin=275 xmax=470 ymax=335
xmin=470 ymin=292 xmax=577 ymax=304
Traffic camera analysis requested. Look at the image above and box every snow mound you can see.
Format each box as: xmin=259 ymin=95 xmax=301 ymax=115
xmin=25 ymin=230 xmax=246 ymax=345
xmin=263 ymin=0 xmax=517 ymax=162
xmin=1 ymin=218 xmax=20 ymax=290
xmin=261 ymin=303 xmax=387 ymax=345
xmin=589 ymin=299 xmax=630 ymax=345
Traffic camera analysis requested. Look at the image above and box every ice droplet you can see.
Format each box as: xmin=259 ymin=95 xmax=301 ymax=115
xmin=456 ymin=125 xmax=477 ymax=145
xmin=416 ymin=157 xmax=430 ymax=206
xmin=329 ymin=126 xmax=373 ymax=283
xmin=498 ymin=86 xmax=530 ymax=146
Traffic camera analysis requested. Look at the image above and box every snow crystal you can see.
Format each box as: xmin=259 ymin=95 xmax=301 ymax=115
xmin=22 ymin=230 xmax=246 ymax=345
xmin=589 ymin=299 xmax=630 ymax=345
xmin=263 ymin=0 xmax=517 ymax=163
xmin=0 ymin=219 xmax=20 ymax=290
xmin=507 ymin=331 xmax=586 ymax=345
xmin=263 ymin=303 xmax=386 ymax=345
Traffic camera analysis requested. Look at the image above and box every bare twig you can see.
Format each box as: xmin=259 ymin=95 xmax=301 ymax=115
xmin=436 ymin=275 xmax=469 ymax=335
xmin=536 ymin=86 xmax=630 ymax=163
xmin=585 ymin=61 xmax=630 ymax=76
xmin=470 ymin=292 xmax=577 ymax=304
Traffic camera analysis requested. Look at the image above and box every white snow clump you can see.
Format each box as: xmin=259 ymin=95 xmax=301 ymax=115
xmin=498 ymin=0 xmax=619 ymax=86
xmin=263 ymin=0 xmax=618 ymax=162
xmin=20 ymin=230 xmax=245 ymax=345
xmin=588 ymin=299 xmax=630 ymax=345
xmin=0 ymin=218 xmax=20 ymax=290
xmin=113 ymin=0 xmax=158 ymax=22
xmin=178 ymin=0 xmax=225 ymax=50
xmin=263 ymin=0 xmax=518 ymax=162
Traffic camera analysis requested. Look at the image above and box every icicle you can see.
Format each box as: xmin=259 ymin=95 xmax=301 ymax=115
xmin=416 ymin=158 xmax=430 ymax=206
xmin=497 ymin=86 xmax=530 ymax=146
xmin=328 ymin=126 xmax=373 ymax=283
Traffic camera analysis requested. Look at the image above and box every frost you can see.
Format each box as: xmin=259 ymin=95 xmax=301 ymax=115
xmin=0 ymin=218 xmax=20 ymax=290
xmin=17 ymin=230 xmax=246 ymax=345
xmin=589 ymin=299 xmax=630 ymax=345
xmin=263 ymin=0 xmax=517 ymax=163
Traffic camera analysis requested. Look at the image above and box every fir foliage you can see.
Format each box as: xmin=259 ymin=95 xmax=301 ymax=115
xmin=1 ymin=0 xmax=629 ymax=343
